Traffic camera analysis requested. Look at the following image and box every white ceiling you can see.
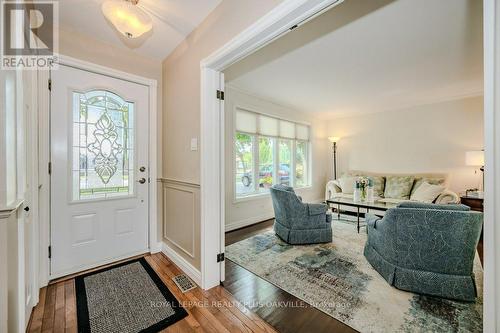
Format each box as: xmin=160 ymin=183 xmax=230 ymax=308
xmin=225 ymin=0 xmax=483 ymax=119
xmin=58 ymin=0 xmax=222 ymax=60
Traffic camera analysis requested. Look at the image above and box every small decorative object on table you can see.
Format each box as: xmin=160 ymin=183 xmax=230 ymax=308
xmin=354 ymin=177 xmax=373 ymax=202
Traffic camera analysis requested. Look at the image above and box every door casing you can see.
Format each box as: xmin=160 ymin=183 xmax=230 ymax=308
xmin=37 ymin=55 xmax=159 ymax=285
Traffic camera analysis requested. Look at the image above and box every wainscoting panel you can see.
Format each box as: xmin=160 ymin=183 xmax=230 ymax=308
xmin=161 ymin=179 xmax=201 ymax=270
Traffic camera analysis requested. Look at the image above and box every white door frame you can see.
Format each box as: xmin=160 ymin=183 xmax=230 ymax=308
xmin=200 ymin=0 xmax=499 ymax=330
xmin=38 ymin=55 xmax=159 ymax=285
xmin=483 ymin=0 xmax=500 ymax=331
xmin=199 ymin=0 xmax=345 ymax=289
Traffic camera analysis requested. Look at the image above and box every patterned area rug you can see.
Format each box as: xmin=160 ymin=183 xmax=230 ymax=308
xmin=75 ymin=258 xmax=187 ymax=333
xmin=225 ymin=219 xmax=483 ymax=333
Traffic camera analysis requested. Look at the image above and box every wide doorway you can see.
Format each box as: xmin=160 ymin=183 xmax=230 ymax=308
xmin=50 ymin=65 xmax=150 ymax=278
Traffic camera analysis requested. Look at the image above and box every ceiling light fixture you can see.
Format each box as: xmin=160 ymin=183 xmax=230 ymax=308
xmin=101 ymin=0 xmax=153 ymax=39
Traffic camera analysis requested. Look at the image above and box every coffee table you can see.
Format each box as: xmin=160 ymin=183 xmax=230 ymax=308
xmin=326 ymin=197 xmax=399 ymax=233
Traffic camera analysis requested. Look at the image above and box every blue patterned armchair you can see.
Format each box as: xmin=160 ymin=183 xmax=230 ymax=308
xmin=364 ymin=202 xmax=483 ymax=301
xmin=270 ymin=184 xmax=332 ymax=244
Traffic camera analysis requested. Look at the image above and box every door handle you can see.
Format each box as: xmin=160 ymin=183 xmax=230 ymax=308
xmin=24 ymin=206 xmax=30 ymax=212
xmin=138 ymin=178 xmax=146 ymax=184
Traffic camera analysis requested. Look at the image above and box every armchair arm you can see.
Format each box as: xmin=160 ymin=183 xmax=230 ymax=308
xmin=325 ymin=180 xmax=342 ymax=200
xmin=365 ymin=212 xmax=397 ymax=262
xmin=435 ymin=189 xmax=460 ymax=204
xmin=366 ymin=213 xmax=382 ymax=229
xmin=307 ymin=203 xmax=328 ymax=216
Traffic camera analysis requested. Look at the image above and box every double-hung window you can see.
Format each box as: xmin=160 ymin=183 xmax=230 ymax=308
xmin=234 ymin=108 xmax=310 ymax=198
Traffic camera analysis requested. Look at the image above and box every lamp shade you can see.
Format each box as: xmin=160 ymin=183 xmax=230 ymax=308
xmin=102 ymin=0 xmax=152 ymax=39
xmin=465 ymin=150 xmax=484 ymax=166
xmin=328 ymin=136 xmax=340 ymax=143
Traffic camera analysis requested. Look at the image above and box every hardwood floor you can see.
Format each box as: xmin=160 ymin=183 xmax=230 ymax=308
xmin=28 ymin=217 xmax=479 ymax=333
xmin=224 ymin=220 xmax=357 ymax=333
xmin=27 ymin=253 xmax=277 ymax=333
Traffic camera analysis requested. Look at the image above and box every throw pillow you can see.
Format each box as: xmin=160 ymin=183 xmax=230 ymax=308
xmin=384 ymin=176 xmax=415 ymax=200
xmin=411 ymin=177 xmax=446 ymax=196
xmin=368 ymin=176 xmax=385 ymax=197
xmin=339 ymin=176 xmax=357 ymax=194
xmin=410 ymin=182 xmax=445 ymax=203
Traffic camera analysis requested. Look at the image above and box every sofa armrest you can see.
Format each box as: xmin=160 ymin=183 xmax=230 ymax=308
xmin=307 ymin=203 xmax=328 ymax=216
xmin=325 ymin=180 xmax=342 ymax=200
xmin=435 ymin=189 xmax=460 ymax=204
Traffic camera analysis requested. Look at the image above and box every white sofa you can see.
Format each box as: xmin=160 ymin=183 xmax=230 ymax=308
xmin=325 ymin=170 xmax=460 ymax=214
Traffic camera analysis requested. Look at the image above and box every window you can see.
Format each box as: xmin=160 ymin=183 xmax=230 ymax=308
xmin=72 ymin=90 xmax=134 ymax=201
xmin=234 ymin=108 xmax=310 ymax=198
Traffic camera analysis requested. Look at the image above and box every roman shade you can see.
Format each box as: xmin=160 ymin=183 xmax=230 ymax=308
xmin=235 ymin=109 xmax=257 ymax=133
xmin=235 ymin=108 xmax=310 ymax=141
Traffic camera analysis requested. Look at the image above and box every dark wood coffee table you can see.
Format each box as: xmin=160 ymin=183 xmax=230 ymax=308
xmin=326 ymin=197 xmax=398 ymax=233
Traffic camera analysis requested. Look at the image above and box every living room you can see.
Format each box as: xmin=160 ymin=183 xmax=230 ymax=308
xmin=222 ymin=0 xmax=484 ymax=332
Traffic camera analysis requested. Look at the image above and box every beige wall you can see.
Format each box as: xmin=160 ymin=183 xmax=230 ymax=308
xmin=161 ymin=0 xmax=283 ymax=270
xmin=58 ymin=25 xmax=164 ymax=242
xmin=224 ymin=87 xmax=328 ymax=230
xmin=327 ymin=96 xmax=484 ymax=193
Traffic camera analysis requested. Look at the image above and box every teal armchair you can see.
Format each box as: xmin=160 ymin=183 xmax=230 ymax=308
xmin=364 ymin=202 xmax=483 ymax=301
xmin=270 ymin=184 xmax=332 ymax=244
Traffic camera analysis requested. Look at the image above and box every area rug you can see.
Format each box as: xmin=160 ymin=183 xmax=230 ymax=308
xmin=225 ymin=219 xmax=483 ymax=333
xmin=75 ymin=258 xmax=187 ymax=333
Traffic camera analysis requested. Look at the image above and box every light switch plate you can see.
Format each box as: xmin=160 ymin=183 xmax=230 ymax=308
xmin=190 ymin=138 xmax=198 ymax=151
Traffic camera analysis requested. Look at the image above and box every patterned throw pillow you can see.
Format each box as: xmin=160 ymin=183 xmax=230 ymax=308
xmin=384 ymin=176 xmax=415 ymax=200
xmin=367 ymin=176 xmax=385 ymax=197
xmin=411 ymin=177 xmax=446 ymax=196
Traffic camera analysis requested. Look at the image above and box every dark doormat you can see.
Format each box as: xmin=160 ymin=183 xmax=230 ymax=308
xmin=75 ymin=257 xmax=187 ymax=333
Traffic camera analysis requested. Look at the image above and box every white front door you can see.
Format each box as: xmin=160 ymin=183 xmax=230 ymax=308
xmin=50 ymin=65 xmax=150 ymax=278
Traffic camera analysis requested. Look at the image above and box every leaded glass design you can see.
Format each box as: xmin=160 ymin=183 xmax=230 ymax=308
xmin=72 ymin=90 xmax=134 ymax=200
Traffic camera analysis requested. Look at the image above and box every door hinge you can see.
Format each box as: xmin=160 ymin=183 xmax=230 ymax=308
xmin=48 ymin=246 xmax=51 ymax=259
xmin=217 ymin=253 xmax=225 ymax=263
xmin=48 ymin=162 xmax=52 ymax=175
xmin=48 ymin=79 xmax=52 ymax=91
xmin=216 ymin=90 xmax=224 ymax=100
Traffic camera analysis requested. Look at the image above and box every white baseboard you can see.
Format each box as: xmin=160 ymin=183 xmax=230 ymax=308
xmin=150 ymin=242 xmax=162 ymax=254
xmin=225 ymin=212 xmax=274 ymax=232
xmin=225 ymin=197 xmax=324 ymax=232
xmin=161 ymin=242 xmax=201 ymax=286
